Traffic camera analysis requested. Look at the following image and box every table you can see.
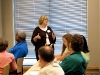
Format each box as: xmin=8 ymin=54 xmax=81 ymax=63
xmin=23 ymin=61 xmax=41 ymax=75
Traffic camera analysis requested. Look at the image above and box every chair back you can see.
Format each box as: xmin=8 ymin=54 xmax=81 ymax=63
xmin=3 ymin=63 xmax=10 ymax=75
xmin=17 ymin=57 xmax=24 ymax=73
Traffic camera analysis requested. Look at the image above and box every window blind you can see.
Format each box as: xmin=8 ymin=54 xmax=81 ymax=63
xmin=13 ymin=0 xmax=87 ymax=58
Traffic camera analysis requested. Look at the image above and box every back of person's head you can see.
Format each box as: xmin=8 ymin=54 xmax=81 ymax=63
xmin=38 ymin=46 xmax=54 ymax=62
xmin=38 ymin=15 xmax=48 ymax=25
xmin=70 ymin=34 xmax=84 ymax=52
xmin=61 ymin=33 xmax=72 ymax=55
xmin=0 ymin=37 xmax=8 ymax=52
xmin=16 ymin=30 xmax=26 ymax=40
xmin=81 ymin=35 xmax=89 ymax=53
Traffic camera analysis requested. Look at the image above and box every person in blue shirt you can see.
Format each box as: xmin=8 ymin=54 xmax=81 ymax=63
xmin=8 ymin=30 xmax=28 ymax=61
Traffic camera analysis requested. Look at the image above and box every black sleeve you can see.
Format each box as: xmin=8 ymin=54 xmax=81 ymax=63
xmin=31 ymin=27 xmax=39 ymax=46
xmin=48 ymin=26 xmax=56 ymax=44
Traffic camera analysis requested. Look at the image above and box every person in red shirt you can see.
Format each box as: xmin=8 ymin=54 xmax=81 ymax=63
xmin=0 ymin=37 xmax=17 ymax=75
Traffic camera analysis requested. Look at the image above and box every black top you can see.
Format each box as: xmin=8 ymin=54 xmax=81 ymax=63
xmin=31 ymin=26 xmax=56 ymax=51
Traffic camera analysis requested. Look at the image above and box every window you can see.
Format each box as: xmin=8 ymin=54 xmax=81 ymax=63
xmin=13 ymin=0 xmax=87 ymax=65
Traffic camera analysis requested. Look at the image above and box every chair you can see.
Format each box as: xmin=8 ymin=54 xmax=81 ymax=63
xmin=17 ymin=57 xmax=24 ymax=75
xmin=9 ymin=57 xmax=24 ymax=75
xmin=3 ymin=63 xmax=10 ymax=75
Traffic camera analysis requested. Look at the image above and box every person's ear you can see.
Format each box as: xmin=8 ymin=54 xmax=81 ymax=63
xmin=38 ymin=55 xmax=42 ymax=60
xmin=38 ymin=55 xmax=40 ymax=59
xmin=69 ymin=43 xmax=72 ymax=50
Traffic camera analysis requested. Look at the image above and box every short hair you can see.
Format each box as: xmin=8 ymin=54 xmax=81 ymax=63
xmin=17 ymin=30 xmax=26 ymax=40
xmin=38 ymin=46 xmax=54 ymax=62
xmin=38 ymin=15 xmax=48 ymax=25
xmin=0 ymin=37 xmax=8 ymax=52
xmin=70 ymin=34 xmax=84 ymax=52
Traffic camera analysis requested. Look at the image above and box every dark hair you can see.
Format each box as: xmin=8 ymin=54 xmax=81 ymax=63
xmin=71 ymin=34 xmax=84 ymax=52
xmin=61 ymin=33 xmax=72 ymax=55
xmin=81 ymin=35 xmax=89 ymax=53
xmin=38 ymin=46 xmax=54 ymax=62
xmin=0 ymin=37 xmax=8 ymax=52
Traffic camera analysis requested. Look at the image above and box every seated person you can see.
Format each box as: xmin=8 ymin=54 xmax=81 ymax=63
xmin=81 ymin=35 xmax=90 ymax=64
xmin=55 ymin=33 xmax=72 ymax=61
xmin=38 ymin=46 xmax=64 ymax=75
xmin=8 ymin=30 xmax=28 ymax=74
xmin=8 ymin=30 xmax=28 ymax=60
xmin=0 ymin=37 xmax=17 ymax=75
xmin=60 ymin=34 xmax=87 ymax=75
xmin=55 ymin=34 xmax=90 ymax=64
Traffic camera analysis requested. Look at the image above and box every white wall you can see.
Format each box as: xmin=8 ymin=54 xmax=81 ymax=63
xmin=1 ymin=0 xmax=14 ymax=50
xmin=0 ymin=0 xmax=2 ymax=37
xmin=88 ymin=0 xmax=99 ymax=67
xmin=99 ymin=0 xmax=100 ymax=71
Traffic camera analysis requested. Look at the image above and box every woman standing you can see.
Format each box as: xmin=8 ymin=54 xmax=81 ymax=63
xmin=31 ymin=15 xmax=56 ymax=60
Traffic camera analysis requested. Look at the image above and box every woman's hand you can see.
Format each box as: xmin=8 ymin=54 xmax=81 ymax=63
xmin=52 ymin=33 xmax=55 ymax=40
xmin=33 ymin=33 xmax=41 ymax=42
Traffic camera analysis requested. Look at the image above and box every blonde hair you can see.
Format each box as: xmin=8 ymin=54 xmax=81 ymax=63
xmin=38 ymin=15 xmax=48 ymax=25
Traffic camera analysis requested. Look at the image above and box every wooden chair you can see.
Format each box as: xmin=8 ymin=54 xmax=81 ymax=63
xmin=9 ymin=57 xmax=24 ymax=75
xmin=17 ymin=57 xmax=24 ymax=75
xmin=3 ymin=63 xmax=10 ymax=75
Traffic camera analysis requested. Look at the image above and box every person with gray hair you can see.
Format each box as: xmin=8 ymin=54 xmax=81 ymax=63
xmin=17 ymin=30 xmax=26 ymax=40
xmin=8 ymin=30 xmax=28 ymax=60
xmin=8 ymin=30 xmax=28 ymax=75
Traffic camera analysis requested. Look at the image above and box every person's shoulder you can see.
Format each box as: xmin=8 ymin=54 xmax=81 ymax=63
xmin=70 ymin=52 xmax=86 ymax=62
xmin=40 ymin=62 xmax=64 ymax=75
xmin=22 ymin=41 xmax=28 ymax=45
xmin=47 ymin=26 xmax=53 ymax=31
xmin=64 ymin=53 xmax=78 ymax=61
xmin=47 ymin=26 xmax=51 ymax=29
xmin=64 ymin=48 xmax=70 ymax=53
xmin=81 ymin=51 xmax=90 ymax=55
xmin=33 ymin=26 xmax=40 ymax=31
xmin=81 ymin=51 xmax=90 ymax=61
xmin=19 ymin=41 xmax=27 ymax=46
xmin=64 ymin=55 xmax=72 ymax=61
xmin=8 ymin=52 xmax=13 ymax=56
xmin=7 ymin=53 xmax=15 ymax=59
xmin=35 ymin=26 xmax=40 ymax=29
